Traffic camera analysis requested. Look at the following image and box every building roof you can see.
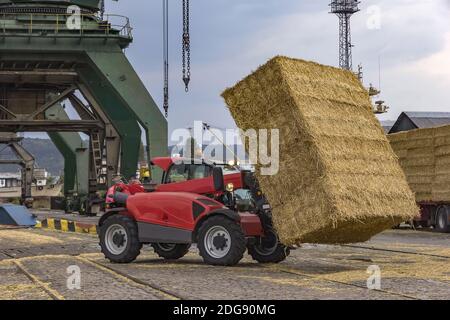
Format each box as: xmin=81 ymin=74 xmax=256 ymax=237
xmin=0 ymin=172 xmax=21 ymax=179
xmin=380 ymin=120 xmax=395 ymax=134
xmin=404 ymin=112 xmax=450 ymax=128
xmin=389 ymin=111 xmax=450 ymax=134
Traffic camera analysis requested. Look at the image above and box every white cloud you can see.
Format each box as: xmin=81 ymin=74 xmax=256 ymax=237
xmin=376 ymin=31 xmax=450 ymax=121
xmin=111 ymin=0 xmax=450 ymax=128
xmin=410 ymin=33 xmax=450 ymax=84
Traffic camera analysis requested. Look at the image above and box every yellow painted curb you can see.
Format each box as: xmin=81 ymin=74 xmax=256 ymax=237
xmin=36 ymin=218 xmax=97 ymax=235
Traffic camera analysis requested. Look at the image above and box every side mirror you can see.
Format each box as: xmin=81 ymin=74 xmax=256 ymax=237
xmin=242 ymin=170 xmax=257 ymax=190
xmin=212 ymin=167 xmax=224 ymax=192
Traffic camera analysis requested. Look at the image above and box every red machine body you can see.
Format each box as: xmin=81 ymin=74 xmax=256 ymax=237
xmin=106 ymin=182 xmax=145 ymax=204
xmin=102 ymin=158 xmax=264 ymax=243
xmin=127 ymin=192 xmax=219 ymax=231
xmin=99 ymin=157 xmax=287 ymax=266
xmin=112 ymin=192 xmax=263 ymax=244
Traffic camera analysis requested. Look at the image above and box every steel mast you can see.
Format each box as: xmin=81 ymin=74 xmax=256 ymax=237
xmin=329 ymin=0 xmax=360 ymax=71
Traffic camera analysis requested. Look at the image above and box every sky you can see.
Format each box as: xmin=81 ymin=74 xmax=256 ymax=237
xmin=26 ymin=0 xmax=450 ymax=140
xmin=105 ymin=0 xmax=450 ymax=137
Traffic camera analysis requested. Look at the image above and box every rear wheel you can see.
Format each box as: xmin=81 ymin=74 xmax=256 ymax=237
xmin=412 ymin=220 xmax=421 ymax=229
xmin=99 ymin=215 xmax=142 ymax=263
xmin=197 ymin=216 xmax=246 ymax=266
xmin=420 ymin=221 xmax=431 ymax=228
xmin=152 ymin=243 xmax=191 ymax=260
xmin=248 ymin=228 xmax=290 ymax=263
xmin=413 ymin=220 xmax=430 ymax=229
xmin=435 ymin=206 xmax=450 ymax=233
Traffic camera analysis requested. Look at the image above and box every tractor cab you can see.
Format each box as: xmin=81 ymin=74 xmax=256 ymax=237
xmin=107 ymin=157 xmax=265 ymax=215
xmin=151 ymin=157 xmax=276 ymax=241
xmin=151 ymin=157 xmax=243 ymax=202
xmin=151 ymin=157 xmax=240 ymax=183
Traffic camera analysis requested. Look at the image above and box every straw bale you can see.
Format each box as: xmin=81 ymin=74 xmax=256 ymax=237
xmin=435 ymin=156 xmax=450 ymax=167
xmin=403 ymin=156 xmax=434 ymax=167
xmin=388 ymin=133 xmax=408 ymax=143
xmin=415 ymin=193 xmax=433 ymax=202
xmin=435 ymin=167 xmax=450 ymax=175
xmin=400 ymin=139 xmax=434 ymax=150
xmin=395 ymin=149 xmax=408 ymax=159
xmin=408 ymin=127 xmax=435 ymax=139
xmin=435 ymin=136 xmax=450 ymax=146
xmin=389 ymin=124 xmax=450 ymax=203
xmin=433 ymin=192 xmax=450 ymax=202
xmin=388 ymin=141 xmax=407 ymax=152
xmin=433 ymin=125 xmax=450 ymax=137
xmin=222 ymin=56 xmax=418 ymax=245
xmin=435 ymin=145 xmax=450 ymax=156
xmin=406 ymin=175 xmax=434 ymax=185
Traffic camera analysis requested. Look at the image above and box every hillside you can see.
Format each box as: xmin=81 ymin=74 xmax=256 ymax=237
xmin=0 ymin=138 xmax=64 ymax=175
xmin=0 ymin=139 xmax=244 ymax=176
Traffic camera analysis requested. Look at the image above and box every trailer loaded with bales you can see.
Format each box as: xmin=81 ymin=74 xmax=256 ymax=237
xmin=389 ymin=126 xmax=450 ymax=233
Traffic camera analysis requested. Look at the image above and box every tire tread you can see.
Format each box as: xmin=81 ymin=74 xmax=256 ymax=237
xmin=152 ymin=244 xmax=191 ymax=260
xmin=197 ymin=216 xmax=246 ymax=266
xmin=99 ymin=215 xmax=142 ymax=264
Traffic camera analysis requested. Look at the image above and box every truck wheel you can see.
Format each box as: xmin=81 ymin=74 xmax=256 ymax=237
xmin=435 ymin=207 xmax=450 ymax=233
xmin=99 ymin=215 xmax=142 ymax=263
xmin=420 ymin=221 xmax=431 ymax=228
xmin=197 ymin=216 xmax=246 ymax=266
xmin=152 ymin=243 xmax=191 ymax=260
xmin=248 ymin=229 xmax=290 ymax=263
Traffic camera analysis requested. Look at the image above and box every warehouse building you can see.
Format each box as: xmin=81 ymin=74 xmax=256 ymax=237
xmin=0 ymin=172 xmax=21 ymax=189
xmin=389 ymin=112 xmax=450 ymax=134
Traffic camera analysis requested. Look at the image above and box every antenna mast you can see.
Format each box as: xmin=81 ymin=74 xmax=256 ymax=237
xmin=329 ymin=0 xmax=360 ymax=71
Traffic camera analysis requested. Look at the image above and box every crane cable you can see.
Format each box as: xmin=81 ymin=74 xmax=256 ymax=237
xmin=182 ymin=0 xmax=191 ymax=92
xmin=99 ymin=0 xmax=104 ymax=20
xmin=163 ymin=0 xmax=169 ymax=117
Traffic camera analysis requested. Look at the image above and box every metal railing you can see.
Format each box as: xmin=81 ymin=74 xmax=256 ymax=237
xmin=0 ymin=12 xmax=133 ymax=38
xmin=103 ymin=14 xmax=133 ymax=38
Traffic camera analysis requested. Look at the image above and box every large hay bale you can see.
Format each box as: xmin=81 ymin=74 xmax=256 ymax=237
xmin=389 ymin=125 xmax=450 ymax=203
xmin=222 ymin=56 xmax=418 ymax=245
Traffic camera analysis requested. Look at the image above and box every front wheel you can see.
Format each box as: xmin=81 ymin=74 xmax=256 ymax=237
xmin=248 ymin=229 xmax=290 ymax=263
xmin=197 ymin=216 xmax=246 ymax=266
xmin=152 ymin=243 xmax=191 ymax=260
xmin=99 ymin=215 xmax=142 ymax=263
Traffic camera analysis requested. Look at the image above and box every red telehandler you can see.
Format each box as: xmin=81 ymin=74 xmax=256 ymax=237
xmin=98 ymin=157 xmax=290 ymax=266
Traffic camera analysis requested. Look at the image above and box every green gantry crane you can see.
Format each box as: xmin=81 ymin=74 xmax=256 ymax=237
xmin=0 ymin=0 xmax=168 ymax=214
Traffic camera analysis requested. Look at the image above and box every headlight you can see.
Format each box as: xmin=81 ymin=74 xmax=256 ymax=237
xmin=228 ymin=160 xmax=240 ymax=166
xmin=226 ymin=183 xmax=234 ymax=192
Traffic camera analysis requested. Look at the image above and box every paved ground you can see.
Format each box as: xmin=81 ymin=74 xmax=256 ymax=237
xmin=0 ymin=226 xmax=448 ymax=300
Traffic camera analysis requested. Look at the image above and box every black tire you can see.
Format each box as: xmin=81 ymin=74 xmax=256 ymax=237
xmin=435 ymin=207 xmax=450 ymax=233
xmin=99 ymin=215 xmax=142 ymax=263
xmin=420 ymin=221 xmax=431 ymax=228
xmin=197 ymin=216 xmax=246 ymax=266
xmin=152 ymin=243 xmax=191 ymax=260
xmin=248 ymin=229 xmax=290 ymax=264
xmin=413 ymin=220 xmax=430 ymax=229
